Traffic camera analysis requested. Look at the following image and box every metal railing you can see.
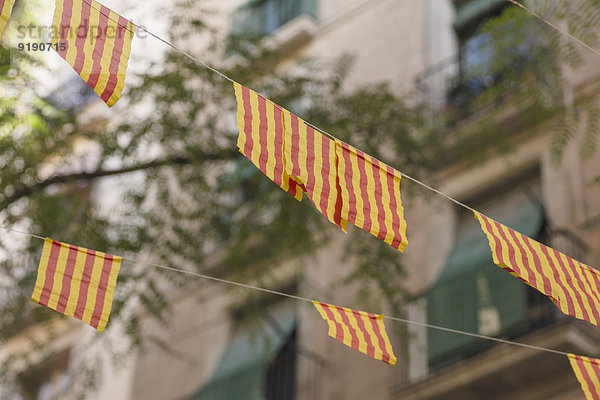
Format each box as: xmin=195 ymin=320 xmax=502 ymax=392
xmin=232 ymin=0 xmax=317 ymax=37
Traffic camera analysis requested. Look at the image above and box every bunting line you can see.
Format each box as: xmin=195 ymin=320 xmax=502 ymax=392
xmin=2 ymin=223 xmax=598 ymax=367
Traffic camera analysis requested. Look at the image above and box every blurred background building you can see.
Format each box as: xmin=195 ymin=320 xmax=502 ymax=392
xmin=3 ymin=0 xmax=600 ymax=399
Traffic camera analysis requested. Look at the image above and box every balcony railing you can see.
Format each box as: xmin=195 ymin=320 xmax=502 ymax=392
xmin=231 ymin=0 xmax=317 ymax=37
xmin=415 ymin=36 xmax=554 ymax=125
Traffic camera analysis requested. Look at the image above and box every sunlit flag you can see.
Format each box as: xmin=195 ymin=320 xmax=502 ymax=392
xmin=283 ymin=110 xmax=347 ymax=230
xmin=32 ymin=238 xmax=122 ymax=332
xmin=476 ymin=212 xmax=600 ymax=327
xmin=234 ymin=82 xmax=303 ymax=200
xmin=51 ymin=0 xmax=136 ymax=106
xmin=335 ymin=140 xmax=408 ymax=252
xmin=312 ymin=301 xmax=397 ymax=365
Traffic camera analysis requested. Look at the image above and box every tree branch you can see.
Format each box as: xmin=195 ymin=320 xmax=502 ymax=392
xmin=2 ymin=150 xmax=239 ymax=209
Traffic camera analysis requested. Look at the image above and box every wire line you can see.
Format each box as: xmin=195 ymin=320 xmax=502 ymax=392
xmin=507 ymin=0 xmax=600 ymax=58
xmin=0 ymin=224 xmax=589 ymax=363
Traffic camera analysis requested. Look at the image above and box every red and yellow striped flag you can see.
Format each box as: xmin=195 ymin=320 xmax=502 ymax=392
xmin=475 ymin=212 xmax=600 ymax=327
xmin=283 ymin=111 xmax=347 ymax=230
xmin=312 ymin=301 xmax=397 ymax=365
xmin=51 ymin=0 xmax=136 ymax=107
xmin=568 ymin=353 xmax=600 ymax=400
xmin=335 ymin=140 xmax=408 ymax=251
xmin=233 ymin=82 xmax=303 ymax=200
xmin=0 ymin=0 xmax=16 ymax=39
xmin=32 ymin=238 xmax=122 ymax=333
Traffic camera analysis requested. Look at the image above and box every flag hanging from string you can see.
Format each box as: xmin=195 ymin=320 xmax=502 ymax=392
xmin=475 ymin=212 xmax=600 ymax=328
xmin=283 ymin=110 xmax=347 ymax=230
xmin=51 ymin=0 xmax=136 ymax=107
xmin=312 ymin=301 xmax=397 ymax=365
xmin=32 ymin=238 xmax=122 ymax=332
xmin=0 ymin=0 xmax=15 ymax=39
xmin=233 ymin=82 xmax=303 ymax=200
xmin=335 ymin=140 xmax=408 ymax=252
xmin=568 ymin=353 xmax=600 ymax=400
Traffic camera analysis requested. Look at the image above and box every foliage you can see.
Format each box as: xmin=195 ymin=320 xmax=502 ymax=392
xmin=0 ymin=0 xmax=441 ymax=395
xmin=1 ymin=0 xmax=600 ymax=396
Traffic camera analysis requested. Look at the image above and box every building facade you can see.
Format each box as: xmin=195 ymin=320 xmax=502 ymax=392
xmin=3 ymin=0 xmax=600 ymax=399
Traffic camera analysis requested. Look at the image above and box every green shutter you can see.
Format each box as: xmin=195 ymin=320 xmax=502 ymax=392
xmin=427 ymin=199 xmax=543 ymax=367
xmin=453 ymin=0 xmax=506 ymax=33
xmin=192 ymin=307 xmax=296 ymax=400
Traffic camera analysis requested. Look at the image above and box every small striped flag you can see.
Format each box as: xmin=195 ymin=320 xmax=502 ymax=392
xmin=335 ymin=140 xmax=408 ymax=252
xmin=0 ymin=0 xmax=16 ymax=39
xmin=51 ymin=0 xmax=136 ymax=107
xmin=312 ymin=301 xmax=397 ymax=365
xmin=283 ymin=110 xmax=347 ymax=230
xmin=568 ymin=353 xmax=600 ymax=400
xmin=32 ymin=238 xmax=122 ymax=333
xmin=475 ymin=212 xmax=600 ymax=328
xmin=233 ymin=82 xmax=303 ymax=200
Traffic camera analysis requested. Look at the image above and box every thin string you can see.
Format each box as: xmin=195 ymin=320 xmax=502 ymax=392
xmin=507 ymin=0 xmax=600 ymax=58
xmin=383 ymin=315 xmax=570 ymax=357
xmin=75 ymin=0 xmax=511 ymax=214
xmin=0 ymin=224 xmax=45 ymax=240
xmin=119 ymin=255 xmax=315 ymax=304
xmin=0 ymin=224 xmax=587 ymax=362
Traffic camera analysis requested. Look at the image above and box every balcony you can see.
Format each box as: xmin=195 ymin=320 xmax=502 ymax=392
xmin=415 ymin=26 xmax=557 ymax=126
xmin=231 ymin=0 xmax=317 ymax=37
xmin=393 ymin=225 xmax=591 ymax=398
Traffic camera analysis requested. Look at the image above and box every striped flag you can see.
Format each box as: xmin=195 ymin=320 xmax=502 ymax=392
xmin=335 ymin=140 xmax=408 ymax=252
xmin=312 ymin=301 xmax=397 ymax=365
xmin=475 ymin=212 xmax=600 ymax=327
xmin=51 ymin=0 xmax=136 ymax=107
xmin=283 ymin=110 xmax=347 ymax=230
xmin=32 ymin=238 xmax=122 ymax=333
xmin=568 ymin=353 xmax=600 ymax=400
xmin=0 ymin=0 xmax=16 ymax=39
xmin=233 ymin=82 xmax=303 ymax=200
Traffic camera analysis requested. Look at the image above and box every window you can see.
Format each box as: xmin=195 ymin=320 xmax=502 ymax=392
xmin=447 ymin=0 xmax=509 ymax=111
xmin=191 ymin=304 xmax=297 ymax=400
xmin=231 ymin=0 xmax=317 ymax=37
xmin=426 ymin=181 xmax=557 ymax=369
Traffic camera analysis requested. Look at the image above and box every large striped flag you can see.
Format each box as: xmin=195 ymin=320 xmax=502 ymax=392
xmin=51 ymin=0 xmax=136 ymax=107
xmin=475 ymin=212 xmax=600 ymax=327
xmin=335 ymin=140 xmax=408 ymax=252
xmin=233 ymin=82 xmax=303 ymax=201
xmin=568 ymin=353 xmax=600 ymax=400
xmin=0 ymin=0 xmax=16 ymax=39
xmin=283 ymin=111 xmax=347 ymax=230
xmin=32 ymin=238 xmax=122 ymax=332
xmin=312 ymin=301 xmax=397 ymax=365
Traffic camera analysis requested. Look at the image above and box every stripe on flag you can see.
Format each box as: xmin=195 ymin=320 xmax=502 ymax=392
xmin=0 ymin=0 xmax=16 ymax=39
xmin=475 ymin=212 xmax=600 ymax=327
xmin=51 ymin=0 xmax=136 ymax=107
xmin=282 ymin=110 xmax=347 ymax=231
xmin=568 ymin=353 xmax=600 ymax=400
xmin=233 ymin=82 xmax=303 ymax=200
xmin=312 ymin=301 xmax=397 ymax=365
xmin=31 ymin=238 xmax=121 ymax=332
xmin=335 ymin=140 xmax=408 ymax=252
